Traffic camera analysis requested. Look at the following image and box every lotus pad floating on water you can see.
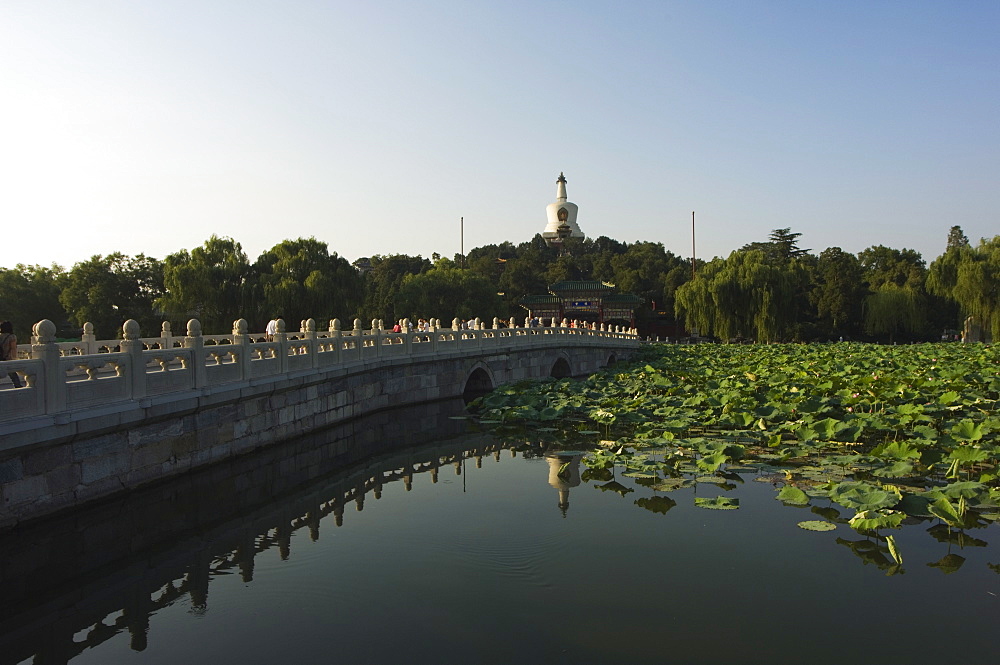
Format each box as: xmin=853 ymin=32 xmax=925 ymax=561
xmin=694 ymin=496 xmax=739 ymax=510
xmin=797 ymin=521 xmax=836 ymax=531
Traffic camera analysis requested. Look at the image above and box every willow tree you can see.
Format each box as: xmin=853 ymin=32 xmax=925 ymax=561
xmin=675 ymin=249 xmax=810 ymax=342
xmin=863 ymin=284 xmax=924 ymax=343
xmin=252 ymin=237 xmax=362 ymax=328
xmin=928 ymin=235 xmax=1000 ymax=341
xmin=157 ymin=235 xmax=252 ymax=332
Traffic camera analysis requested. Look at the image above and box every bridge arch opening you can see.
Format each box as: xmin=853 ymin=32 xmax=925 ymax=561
xmin=605 ymin=353 xmax=617 ymax=367
xmin=550 ymin=357 xmax=572 ymax=379
xmin=463 ymin=367 xmax=495 ymax=402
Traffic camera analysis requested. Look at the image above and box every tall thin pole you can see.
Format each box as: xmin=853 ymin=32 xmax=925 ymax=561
xmin=460 ymin=216 xmax=464 ymax=268
xmin=691 ymin=211 xmax=696 ymax=279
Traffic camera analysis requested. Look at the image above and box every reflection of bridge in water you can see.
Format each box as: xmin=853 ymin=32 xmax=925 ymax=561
xmin=0 ymin=399 xmax=565 ymax=665
xmin=1 ymin=317 xmax=635 ymax=528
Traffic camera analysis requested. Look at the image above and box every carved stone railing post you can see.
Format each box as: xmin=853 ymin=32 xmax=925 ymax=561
xmin=351 ymin=318 xmax=362 ymax=356
xmin=184 ymin=319 xmax=207 ymax=388
xmin=232 ymin=318 xmax=251 ymax=379
xmin=121 ymin=319 xmax=147 ymax=399
xmin=32 ymin=319 xmax=64 ymax=414
xmin=160 ymin=321 xmax=174 ymax=350
xmin=370 ymin=319 xmax=380 ymax=354
xmin=327 ymin=318 xmax=342 ymax=363
xmin=304 ymin=318 xmax=318 ymax=368
xmin=81 ymin=322 xmax=97 ymax=355
xmin=274 ymin=318 xmax=288 ymax=373
xmin=452 ymin=318 xmax=460 ymax=331
xmin=402 ymin=318 xmax=413 ymax=355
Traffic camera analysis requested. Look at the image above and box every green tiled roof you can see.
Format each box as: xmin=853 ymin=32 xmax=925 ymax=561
xmin=548 ymin=280 xmax=616 ymax=293
xmin=519 ymin=295 xmax=561 ymax=305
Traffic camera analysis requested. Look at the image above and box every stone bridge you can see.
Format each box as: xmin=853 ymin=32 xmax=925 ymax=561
xmin=0 ymin=316 xmax=638 ymax=529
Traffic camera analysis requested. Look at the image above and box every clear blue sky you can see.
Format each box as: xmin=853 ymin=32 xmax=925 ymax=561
xmin=1 ymin=0 xmax=997 ymax=270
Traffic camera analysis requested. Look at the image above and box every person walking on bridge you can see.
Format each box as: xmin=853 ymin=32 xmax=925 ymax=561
xmin=0 ymin=321 xmax=22 ymax=388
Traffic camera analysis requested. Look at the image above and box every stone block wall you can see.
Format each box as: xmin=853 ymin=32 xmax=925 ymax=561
xmin=0 ymin=344 xmax=634 ymax=530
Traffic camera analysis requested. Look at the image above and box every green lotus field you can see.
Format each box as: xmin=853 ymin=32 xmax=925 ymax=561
xmin=471 ymin=342 xmax=1000 ymax=571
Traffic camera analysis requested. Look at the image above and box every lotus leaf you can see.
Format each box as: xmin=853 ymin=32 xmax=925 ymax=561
xmin=948 ymin=445 xmax=989 ymax=464
xmin=885 ymin=535 xmax=903 ymax=565
xmin=828 ymin=482 xmax=901 ymax=511
xmin=871 ymin=461 xmax=915 ymax=478
xmin=694 ymin=496 xmax=740 ymax=510
xmin=873 ymin=441 xmax=923 ymax=460
xmin=696 ymin=452 xmax=729 ymax=473
xmin=849 ymin=509 xmax=905 ymax=532
xmin=897 ymin=494 xmax=935 ymax=517
xmin=938 ymin=391 xmax=961 ymax=405
xmin=940 ymin=481 xmax=989 ymax=501
xmin=927 ymin=497 xmax=963 ymax=526
xmin=952 ymin=419 xmax=984 ymax=441
xmin=797 ymin=521 xmax=836 ymax=531
xmin=776 ymin=485 xmax=810 ymax=505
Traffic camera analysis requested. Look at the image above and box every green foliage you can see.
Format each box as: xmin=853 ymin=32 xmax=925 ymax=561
xmin=252 ymin=237 xmax=362 ymax=328
xmin=694 ymin=496 xmax=740 ymax=510
xmin=59 ymin=253 xmax=164 ymax=337
xmin=776 ymin=485 xmax=810 ymax=505
xmin=863 ymin=284 xmax=925 ymax=342
xmin=674 ymin=247 xmax=813 ymax=342
xmin=395 ymin=258 xmax=503 ymax=323
xmin=797 ymin=520 xmax=836 ymax=531
xmin=0 ymin=264 xmax=68 ymax=339
xmin=471 ymin=342 xmax=1000 ymax=568
xmin=156 ymin=235 xmax=251 ymax=332
xmin=928 ymin=235 xmax=1000 ymax=341
xmin=360 ymin=254 xmax=431 ymax=322
xmin=848 ymin=509 xmax=905 ymax=532
xmin=811 ymin=247 xmax=864 ymax=336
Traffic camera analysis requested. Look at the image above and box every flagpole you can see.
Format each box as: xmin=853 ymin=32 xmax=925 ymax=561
xmin=691 ymin=211 xmax=696 ymax=279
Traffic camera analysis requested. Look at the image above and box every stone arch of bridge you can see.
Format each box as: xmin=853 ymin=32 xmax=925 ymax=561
xmin=463 ymin=362 xmax=496 ymax=400
xmin=605 ymin=352 xmax=617 ymax=367
xmin=549 ymin=353 xmax=573 ymax=379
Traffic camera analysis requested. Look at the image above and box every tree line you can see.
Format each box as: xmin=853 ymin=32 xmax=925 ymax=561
xmin=0 ymin=226 xmax=996 ymax=343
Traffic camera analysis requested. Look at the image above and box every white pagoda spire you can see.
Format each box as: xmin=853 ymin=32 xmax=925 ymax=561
xmin=542 ymin=172 xmax=584 ymax=243
xmin=555 ymin=172 xmax=568 ymax=202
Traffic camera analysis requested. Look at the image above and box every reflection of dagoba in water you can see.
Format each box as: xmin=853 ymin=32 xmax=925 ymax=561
xmin=546 ymin=452 xmax=583 ymax=517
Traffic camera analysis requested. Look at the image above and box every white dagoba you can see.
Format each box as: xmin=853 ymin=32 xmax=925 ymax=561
xmin=542 ymin=172 xmax=585 ymax=243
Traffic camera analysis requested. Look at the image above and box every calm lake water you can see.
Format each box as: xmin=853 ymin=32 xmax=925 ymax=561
xmin=2 ymin=399 xmax=998 ymax=665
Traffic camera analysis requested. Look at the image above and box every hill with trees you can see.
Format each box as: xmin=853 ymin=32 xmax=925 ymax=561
xmin=1 ymin=226 xmax=996 ymax=343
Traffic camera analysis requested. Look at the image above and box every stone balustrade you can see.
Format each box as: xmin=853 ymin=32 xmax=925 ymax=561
xmin=0 ymin=316 xmax=637 ymax=424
